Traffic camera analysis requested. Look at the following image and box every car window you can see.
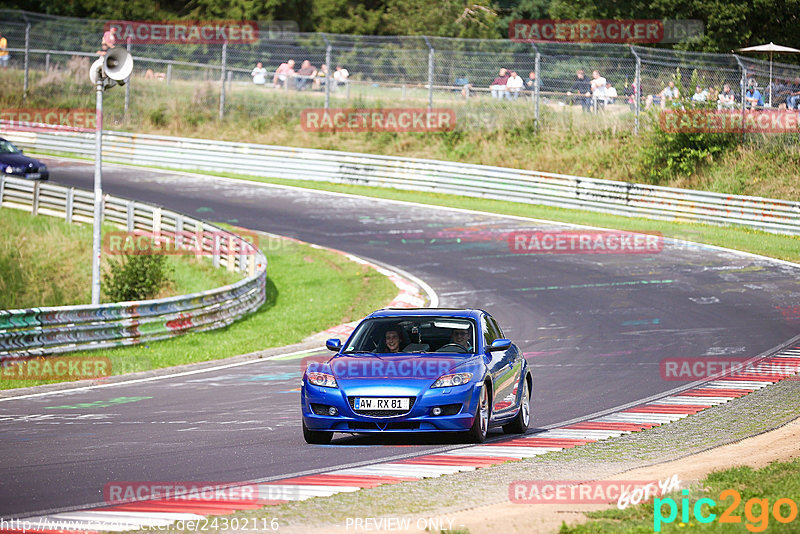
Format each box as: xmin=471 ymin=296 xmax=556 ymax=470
xmin=482 ymin=316 xmax=495 ymax=346
xmin=345 ymin=316 xmax=476 ymax=353
xmin=0 ymin=141 xmax=20 ymax=154
xmin=488 ymin=315 xmax=504 ymax=339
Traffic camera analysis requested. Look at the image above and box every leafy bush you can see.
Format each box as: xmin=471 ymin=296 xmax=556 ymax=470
xmin=636 ymin=69 xmax=738 ymax=184
xmin=103 ymin=253 xmax=174 ymax=302
xmin=149 ymin=105 xmax=168 ymax=127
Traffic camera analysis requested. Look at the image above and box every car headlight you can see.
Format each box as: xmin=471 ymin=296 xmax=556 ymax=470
xmin=431 ymin=372 xmax=473 ymax=388
xmin=5 ymin=165 xmax=23 ymax=174
xmin=306 ymin=371 xmax=338 ymax=388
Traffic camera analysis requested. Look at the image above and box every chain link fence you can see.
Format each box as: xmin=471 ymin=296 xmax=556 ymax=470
xmin=2 ymin=9 xmax=800 ymax=134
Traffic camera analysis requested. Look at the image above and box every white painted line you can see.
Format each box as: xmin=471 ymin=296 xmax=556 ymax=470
xmin=651 ymin=396 xmax=731 ymax=405
xmin=596 ymin=413 xmax=689 ymax=423
xmin=474 ymin=446 xmax=564 ymax=457
xmin=705 ymin=380 xmax=773 ymax=389
xmin=87 ymin=511 xmax=205 ymax=521
xmin=527 ymin=429 xmax=627 ymax=440
xmin=259 ymin=484 xmax=361 ymax=500
xmin=0 ymin=347 xmax=319 ymax=403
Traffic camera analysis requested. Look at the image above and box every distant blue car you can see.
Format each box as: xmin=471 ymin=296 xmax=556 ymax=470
xmin=301 ymin=308 xmax=532 ymax=444
xmin=0 ymin=138 xmax=48 ymax=180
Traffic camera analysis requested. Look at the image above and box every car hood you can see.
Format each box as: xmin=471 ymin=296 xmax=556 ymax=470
xmin=0 ymin=153 xmax=42 ymax=168
xmin=328 ymin=353 xmax=480 ymax=380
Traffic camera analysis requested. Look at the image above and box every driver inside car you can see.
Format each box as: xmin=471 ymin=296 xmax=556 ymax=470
xmin=449 ymin=328 xmax=473 ymax=351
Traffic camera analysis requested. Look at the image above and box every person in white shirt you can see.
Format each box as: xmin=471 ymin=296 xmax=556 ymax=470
xmin=591 ymin=70 xmax=607 ymax=110
xmin=603 ymin=82 xmax=618 ymax=105
xmin=251 ymin=62 xmax=267 ymax=85
xmin=691 ymin=85 xmax=707 ymax=103
xmin=506 ymin=71 xmax=524 ymax=100
xmin=333 ymin=65 xmax=349 ymax=89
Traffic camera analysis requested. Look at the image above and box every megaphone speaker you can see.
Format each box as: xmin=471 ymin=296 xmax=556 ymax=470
xmin=89 ymin=57 xmax=104 ymax=85
xmin=103 ymin=48 xmax=134 ymax=82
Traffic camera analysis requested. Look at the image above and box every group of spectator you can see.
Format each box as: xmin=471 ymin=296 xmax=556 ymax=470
xmin=0 ymin=30 xmax=8 ymax=68
xmin=251 ymin=59 xmax=349 ymax=91
xmin=567 ymin=69 xmax=618 ymax=111
xmin=487 ymin=68 xmax=538 ymax=100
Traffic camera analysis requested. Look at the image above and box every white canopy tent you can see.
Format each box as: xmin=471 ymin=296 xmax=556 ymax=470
xmin=737 ymin=42 xmax=800 ymax=107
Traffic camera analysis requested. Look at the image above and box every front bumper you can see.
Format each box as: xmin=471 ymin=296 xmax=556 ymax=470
xmin=301 ymin=379 xmax=482 ymax=433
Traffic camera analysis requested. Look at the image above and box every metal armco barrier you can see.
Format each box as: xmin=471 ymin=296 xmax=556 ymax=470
xmin=2 ymin=125 xmax=799 ymax=236
xmin=0 ymin=175 xmax=267 ymax=360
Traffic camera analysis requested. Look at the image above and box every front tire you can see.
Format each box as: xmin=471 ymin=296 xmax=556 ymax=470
xmin=465 ymin=384 xmax=490 ymax=443
xmin=303 ymin=421 xmax=333 ymax=444
xmin=503 ymin=378 xmax=530 ymax=434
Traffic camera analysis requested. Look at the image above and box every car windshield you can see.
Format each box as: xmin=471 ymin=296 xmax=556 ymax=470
xmin=345 ymin=316 xmax=476 ymax=354
xmin=0 ymin=140 xmax=21 ymax=154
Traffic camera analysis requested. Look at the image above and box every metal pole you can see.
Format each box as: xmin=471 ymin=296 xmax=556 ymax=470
xmin=424 ymin=36 xmax=434 ymax=111
xmin=323 ymin=36 xmax=332 ymax=110
xmin=734 ymin=55 xmax=747 ymax=141
xmin=631 ymin=46 xmax=641 ymax=135
xmin=124 ymin=37 xmax=131 ymax=122
xmin=531 ymin=43 xmax=540 ymax=127
xmin=91 ymin=74 xmax=104 ymax=305
xmin=45 ymin=53 xmax=50 ymax=72
xmin=219 ymin=42 xmax=227 ymax=120
xmin=23 ymin=24 xmax=30 ymax=100
xmin=166 ymin=63 xmax=172 ymax=85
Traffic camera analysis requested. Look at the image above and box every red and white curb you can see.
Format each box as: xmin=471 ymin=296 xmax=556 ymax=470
xmin=10 ymin=347 xmax=800 ymax=533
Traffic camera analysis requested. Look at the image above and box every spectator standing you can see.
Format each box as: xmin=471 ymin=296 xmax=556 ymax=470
xmin=706 ymin=86 xmax=719 ymax=104
xmin=660 ymin=81 xmax=680 ymax=109
xmin=785 ymin=77 xmax=800 ymax=109
xmin=718 ymin=83 xmax=736 ymax=109
xmin=273 ymin=59 xmax=295 ymax=88
xmin=100 ymin=26 xmax=117 ymax=55
xmin=251 ymin=62 xmax=267 ymax=85
xmin=590 ymin=71 xmax=607 ymax=111
xmin=333 ymin=65 xmax=349 ymax=89
xmin=745 ymin=85 xmax=764 ymax=109
xmin=506 ymin=71 xmax=523 ymax=100
xmin=295 ymin=60 xmax=317 ymax=90
xmin=490 ymin=68 xmax=509 ymax=100
xmin=0 ymin=31 xmax=8 ymax=69
xmin=567 ymin=69 xmax=592 ymax=112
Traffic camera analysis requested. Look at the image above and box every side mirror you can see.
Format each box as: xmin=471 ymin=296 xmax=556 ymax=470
xmin=325 ymin=338 xmax=342 ymax=352
xmin=487 ymin=339 xmax=512 ymax=352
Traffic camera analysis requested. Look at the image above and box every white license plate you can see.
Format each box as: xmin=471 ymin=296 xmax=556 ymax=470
xmin=354 ymin=397 xmax=409 ymax=411
xmin=26 ymin=173 xmax=41 ymax=179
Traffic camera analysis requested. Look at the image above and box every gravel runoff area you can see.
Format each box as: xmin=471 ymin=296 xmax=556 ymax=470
xmin=255 ymin=376 xmax=800 ymax=534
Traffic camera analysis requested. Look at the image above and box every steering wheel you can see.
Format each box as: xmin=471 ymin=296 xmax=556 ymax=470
xmin=436 ymin=343 xmax=468 ymax=353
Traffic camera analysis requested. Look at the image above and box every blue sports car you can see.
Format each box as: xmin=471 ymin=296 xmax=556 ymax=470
xmin=301 ymin=308 xmax=532 ymax=444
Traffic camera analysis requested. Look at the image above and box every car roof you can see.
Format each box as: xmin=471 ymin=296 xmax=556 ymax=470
xmin=367 ymin=308 xmax=486 ymax=320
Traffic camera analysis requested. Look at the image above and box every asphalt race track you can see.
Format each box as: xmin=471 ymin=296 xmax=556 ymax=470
xmin=2 ymin=157 xmax=798 ymax=518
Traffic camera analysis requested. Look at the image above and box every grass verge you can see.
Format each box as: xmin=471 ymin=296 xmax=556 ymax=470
xmin=0 ymin=231 xmax=397 ymax=390
xmin=561 ymin=458 xmax=800 ymax=533
xmin=0 ymin=206 xmax=241 ymax=309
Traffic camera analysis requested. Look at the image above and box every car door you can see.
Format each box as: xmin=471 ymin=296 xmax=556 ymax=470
xmin=482 ymin=315 xmax=517 ymax=416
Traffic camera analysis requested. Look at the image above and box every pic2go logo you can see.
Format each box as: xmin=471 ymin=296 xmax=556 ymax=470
xmin=654 ymin=489 xmax=800 ymax=532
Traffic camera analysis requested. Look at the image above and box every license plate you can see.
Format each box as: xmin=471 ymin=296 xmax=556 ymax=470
xmin=354 ymin=397 xmax=409 ymax=411
xmin=26 ymin=173 xmax=41 ymax=179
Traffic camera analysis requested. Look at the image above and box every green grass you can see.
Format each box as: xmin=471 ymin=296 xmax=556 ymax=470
xmin=0 ymin=231 xmax=398 ymax=390
xmin=560 ymin=458 xmax=800 ymax=533
xmin=0 ymin=207 xmax=241 ymax=309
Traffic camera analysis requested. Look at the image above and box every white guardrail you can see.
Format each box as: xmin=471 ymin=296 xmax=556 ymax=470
xmin=3 ymin=126 xmax=799 ymax=235
xmin=0 ymin=174 xmax=267 ymax=359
